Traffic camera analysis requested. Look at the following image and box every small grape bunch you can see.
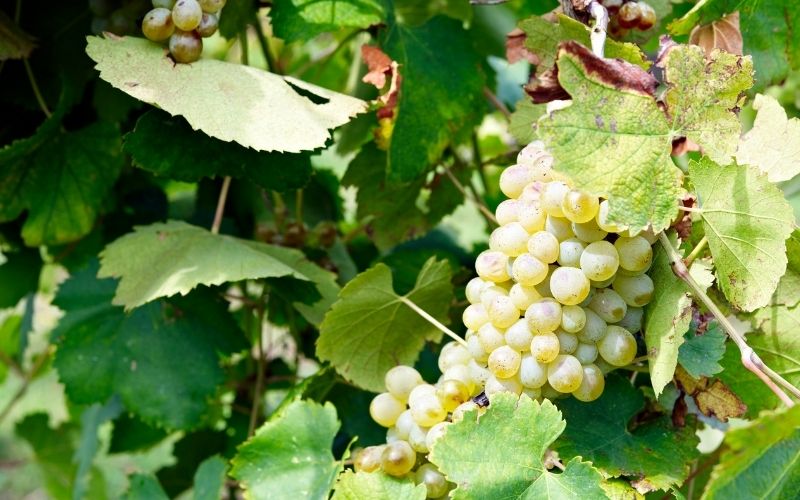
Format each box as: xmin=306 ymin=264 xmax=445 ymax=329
xmin=141 ymin=0 xmax=225 ymax=64
xmin=599 ymin=0 xmax=657 ymax=37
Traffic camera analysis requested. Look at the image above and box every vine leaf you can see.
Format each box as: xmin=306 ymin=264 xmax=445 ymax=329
xmin=703 ymin=405 xmax=800 ymax=499
xmin=317 ymin=258 xmax=453 ymax=392
xmin=124 ymin=474 xmax=169 ymax=499
xmin=52 ymin=264 xmax=247 ymax=430
xmin=674 ymin=367 xmax=747 ymax=422
xmin=193 ymin=456 xmax=227 ymax=500
xmin=689 ymin=158 xmax=795 ymax=312
xmin=86 ymin=36 xmax=366 ymax=153
xmin=332 ymin=471 xmax=426 ymax=500
xmin=678 ymin=323 xmax=727 ymax=379
xmin=736 ymin=94 xmax=800 ymax=182
xmin=98 ymin=220 xmax=317 ymax=310
xmin=509 ymin=99 xmax=545 ymax=144
xmin=0 ymin=9 xmax=36 ymax=60
xmin=231 ymin=400 xmax=341 ymax=500
xmin=429 ymin=393 xmax=606 ymax=499
xmin=394 ymin=0 xmax=472 ymax=26
xmin=556 ymin=374 xmax=699 ymax=493
xmin=270 ymin=0 xmax=386 ymax=42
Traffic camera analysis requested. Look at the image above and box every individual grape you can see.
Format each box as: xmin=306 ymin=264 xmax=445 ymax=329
xmin=517 ymin=201 xmax=547 ymax=232
xmin=500 ymin=164 xmax=536 ymax=198
xmin=490 ymin=222 xmax=530 ymax=256
xmin=495 ymin=199 xmax=520 ymax=226
xmin=466 ymin=334 xmax=488 ymax=363
xmin=442 ymin=364 xmax=475 ymax=393
xmin=526 ymin=298 xmax=562 ymax=334
xmin=560 ymin=305 xmax=586 ymax=333
xmin=595 ymin=200 xmax=628 ymax=233
xmin=153 ymin=0 xmax=177 ymax=8
xmin=561 ymin=189 xmax=600 ymax=223
xmin=475 ymin=251 xmax=510 ymax=282
xmin=580 ymin=241 xmax=620 ymax=281
xmin=541 ymin=181 xmax=571 ymax=217
xmin=598 ymin=325 xmax=638 ymax=366
xmin=370 ymin=392 xmax=405 ymax=427
xmin=408 ymin=384 xmax=437 ymax=407
xmin=617 ymin=1 xmax=642 ymax=29
xmin=590 ymin=276 xmax=616 ymax=289
xmin=354 ymin=445 xmax=385 ymax=472
xmin=463 ymin=303 xmax=489 ymax=331
xmin=616 ymin=306 xmax=644 ymax=332
xmin=509 ymin=283 xmax=541 ymax=311
xmin=589 ymin=288 xmax=628 ymax=323
xmin=545 ymin=215 xmax=575 ymax=240
xmin=557 ymin=238 xmax=586 ymax=267
xmin=415 ymin=464 xmax=449 ymax=498
xmin=534 ymin=264 xmax=557 ymax=300
xmin=547 ymin=354 xmax=584 ymax=393
xmin=199 ymin=0 xmax=226 ymax=13
xmin=615 ymin=236 xmax=653 ymax=273
xmin=511 ymin=253 xmax=549 ymax=287
xmin=385 ymin=365 xmax=423 ymax=401
xmin=485 ymin=373 xmax=523 ymax=395
xmin=527 ymin=231 xmax=559 ymax=264
xmin=437 ymin=379 xmax=470 ymax=412
xmin=572 ymin=218 xmax=608 ymax=243
xmin=465 ymin=277 xmax=489 ymax=304
xmin=381 ymin=440 xmax=416 ymax=476
xmin=196 ymin=12 xmax=218 ymax=37
xmin=169 ymin=30 xmax=202 ymax=63
xmin=556 ymin=330 xmax=578 ymax=354
xmin=488 ymin=345 xmax=522 ymax=378
xmin=172 ymin=0 xmax=203 ymax=30
xmin=530 ymin=332 xmax=560 ymax=363
xmin=477 ymin=323 xmax=506 ymax=354
xmin=516 ymin=141 xmax=552 ymax=168
xmin=637 ymin=1 xmax=656 ymax=30
xmin=395 ymin=410 xmax=415 ymax=440
xmin=519 ymin=354 xmax=548 ymax=388
xmin=386 ymin=427 xmax=400 ymax=443
xmin=574 ymin=342 xmax=598 ymax=365
xmin=612 ymin=274 xmax=654 ymax=307
xmin=142 ymin=8 xmax=175 ymax=41
xmin=576 ymin=308 xmax=607 ymax=343
xmin=549 ymin=266 xmax=591 ymax=306
xmin=438 ymin=342 xmax=472 ymax=373
xmin=410 ymin=394 xmax=446 ymax=427
xmin=505 ymin=318 xmax=534 ymax=351
xmin=425 ymin=422 xmax=450 ymax=451
xmin=541 ymin=383 xmax=564 ymax=399
xmin=601 ymin=0 xmax=622 ymax=14
xmin=467 ymin=359 xmax=491 ymax=388
xmin=452 ymin=400 xmax=479 ymax=422
xmin=479 ymin=285 xmax=508 ymax=309
xmin=572 ymin=364 xmax=605 ymax=401
xmin=408 ymin=423 xmax=429 ymax=452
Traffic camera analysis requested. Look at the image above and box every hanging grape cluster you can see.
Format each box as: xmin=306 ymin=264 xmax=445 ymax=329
xmin=141 ymin=0 xmax=225 ymax=63
xmin=599 ymin=0 xmax=657 ymax=37
xmin=356 ymin=142 xmax=657 ymax=497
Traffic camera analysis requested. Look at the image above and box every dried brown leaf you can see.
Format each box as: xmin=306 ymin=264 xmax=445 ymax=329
xmin=675 ymin=367 xmax=747 ymax=422
xmin=506 ymin=27 xmax=539 ymax=65
xmin=689 ymin=13 xmax=742 ymax=57
xmin=360 ymin=45 xmax=402 ymax=119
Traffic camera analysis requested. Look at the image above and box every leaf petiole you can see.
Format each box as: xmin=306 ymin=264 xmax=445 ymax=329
xmin=398 ymin=296 xmax=468 ymax=348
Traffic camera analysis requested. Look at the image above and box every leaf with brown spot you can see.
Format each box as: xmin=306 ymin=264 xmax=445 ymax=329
xmin=675 ymin=367 xmax=747 ymax=422
xmin=360 ymin=45 xmax=402 ymax=120
xmin=689 ymin=13 xmax=742 ymax=57
xmin=505 ymin=27 xmax=538 ymax=65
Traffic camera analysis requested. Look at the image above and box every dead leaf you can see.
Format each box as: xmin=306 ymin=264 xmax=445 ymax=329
xmin=506 ymin=28 xmax=539 ymax=65
xmin=361 ymin=45 xmax=402 ymax=120
xmin=675 ymin=367 xmax=747 ymax=422
xmin=689 ymin=13 xmax=742 ymax=57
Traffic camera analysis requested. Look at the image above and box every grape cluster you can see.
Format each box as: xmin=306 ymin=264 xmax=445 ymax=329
xmin=141 ymin=0 xmax=225 ymax=63
xmin=91 ymin=0 xmax=151 ymax=36
xmin=599 ymin=0 xmax=657 ymax=36
xmin=357 ymin=142 xmax=657 ymax=496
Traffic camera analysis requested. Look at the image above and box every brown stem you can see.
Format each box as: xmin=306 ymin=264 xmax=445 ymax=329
xmin=482 ymin=87 xmax=511 ymax=121
xmin=211 ymin=177 xmax=232 ymax=235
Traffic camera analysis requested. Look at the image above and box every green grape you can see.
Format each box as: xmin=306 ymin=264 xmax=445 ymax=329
xmin=511 ymin=253 xmax=549 ymax=287
xmin=415 ymin=464 xmax=449 ymax=498
xmin=475 ymin=250 xmax=510 ymax=282
xmin=509 ymin=283 xmax=541 ymax=310
xmin=462 ymin=303 xmax=489 ymax=331
xmin=557 ymin=238 xmax=586 ymax=267
xmin=395 ymin=410 xmax=415 ymax=440
xmin=465 ymin=277 xmax=489 ymax=304
xmin=490 ymin=222 xmax=530 ymax=256
xmin=572 ymin=218 xmax=608 ymax=243
xmin=410 ymin=394 xmax=446 ymax=427
xmin=199 ymin=0 xmax=226 ymax=13
xmin=142 ymin=8 xmax=175 ymax=41
xmin=385 ymin=365 xmax=423 ymax=401
xmin=556 ymin=330 xmax=578 ymax=354
xmin=580 ymin=241 xmax=619 ymax=281
xmin=545 ymin=215 xmax=575 ymax=240
xmin=466 ymin=335 xmax=488 ymax=363
xmin=530 ymin=332 xmax=560 ymax=363
xmin=595 ymin=200 xmax=628 ymax=233
xmin=488 ymin=345 xmax=522 ymax=379
xmin=500 ymin=164 xmax=536 ymax=198
xmin=168 ymin=30 xmax=202 ymax=63
xmin=612 ymin=274 xmax=655 ymax=307
xmin=495 ymin=199 xmax=520 ymax=226
xmin=560 ymin=305 xmax=586 ymax=333
xmin=617 ymin=306 xmax=644 ymax=332
xmin=519 ymin=354 xmax=548 ymax=388
xmin=477 ymin=323 xmax=506 ymax=354
xmin=541 ymin=382 xmax=565 ymax=399
xmin=541 ymin=181 xmax=571 ymax=217
xmin=526 ymin=298 xmax=562 ymax=334
xmin=381 ymin=441 xmax=416 ymax=476
xmin=572 ymin=364 xmax=605 ymax=401
xmin=354 ymin=445 xmax=385 ymax=472
xmin=598 ymin=325 xmax=638 ymax=366
xmin=408 ymin=384 xmax=437 ymax=407
xmin=615 ymin=236 xmax=653 ymax=273
xmin=549 ymin=266 xmax=591 ymax=306
xmin=561 ymin=189 xmax=599 ymax=223
xmin=590 ymin=275 xmax=616 ymax=288
xmin=485 ymin=373 xmax=523 ymax=395
xmin=527 ymin=230 xmax=559 ymax=264
xmin=408 ymin=423 xmax=430 ymax=453
xmin=442 ymin=364 xmax=475 ymax=393
xmin=438 ymin=342 xmax=471 ymax=373
xmin=505 ymin=318 xmax=534 ymax=351
xmin=576 ymin=308 xmax=607 ymax=343
xmin=425 ymin=422 xmax=450 ymax=451
xmin=196 ymin=12 xmax=218 ymax=37
xmin=517 ymin=200 xmax=547 ymax=232
xmin=547 ymin=354 xmax=584 ymax=393
xmin=172 ymin=0 xmax=203 ymax=30
xmin=437 ymin=379 xmax=470 ymax=412
xmin=369 ymin=392 xmax=405 ymax=427
xmin=589 ymin=288 xmax=628 ymax=323
xmin=574 ymin=342 xmax=598 ymax=365
xmin=487 ymin=295 xmax=521 ymax=328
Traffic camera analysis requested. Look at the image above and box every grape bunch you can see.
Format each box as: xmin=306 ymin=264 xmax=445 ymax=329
xmin=141 ymin=0 xmax=225 ymax=64
xmin=357 ymin=141 xmax=657 ymax=496
xmin=599 ymin=0 xmax=657 ymax=37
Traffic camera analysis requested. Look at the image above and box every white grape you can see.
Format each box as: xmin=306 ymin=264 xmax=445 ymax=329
xmin=534 ymin=265 xmax=556 ymax=298
xmin=598 ymin=325 xmax=638 ymax=366
xmin=572 ymin=218 xmax=608 ymax=243
xmin=518 ymin=181 xmax=545 ymax=203
xmin=505 ymin=318 xmax=534 ymax=351
xmin=589 ymin=288 xmax=627 ymax=323
xmin=438 ymin=342 xmax=472 ymax=373
xmin=172 ymin=0 xmax=203 ymax=31
xmin=527 ymin=231 xmax=559 ymax=264
xmin=530 ymin=332 xmax=560 ymax=363
xmin=485 ymin=373 xmax=523 ymax=395
xmin=560 ymin=305 xmax=586 ymax=333
xmin=517 ymin=201 xmax=547 ymax=232
xmin=467 ymin=359 xmax=491 ymax=388
xmin=545 ymin=215 xmax=575 ymax=240
xmin=549 ymin=266 xmax=591 ymax=305
xmin=495 ymin=199 xmax=520 ymax=225
xmin=408 ymin=384 xmax=437 ymax=407
xmin=576 ymin=308 xmax=607 ymax=343
xmin=488 ymin=345 xmax=522 ymax=378
xmin=487 ymin=295 xmax=520 ymax=328
xmin=408 ymin=423 xmax=429 ymax=453
xmin=557 ymin=238 xmax=586 ymax=267
xmin=612 ymin=274 xmax=654 ymax=307
xmin=466 ymin=334 xmax=488 ymax=363
xmin=354 ymin=445 xmax=385 ymax=472
xmin=561 ymin=189 xmax=600 ymax=223
xmin=509 ymin=283 xmax=541 ymax=310
xmin=477 ymin=323 xmax=506 ymax=353
xmin=386 ymin=427 xmax=400 ymax=444
xmin=572 ymin=364 xmax=605 ymax=402
xmin=381 ymin=440 xmax=416 ymax=476
xmin=556 ymin=330 xmax=578 ymax=354
xmin=596 ymin=199 xmax=628 ymax=233
xmin=547 ymin=354 xmax=584 ymax=393
xmin=442 ymin=364 xmax=475 ymax=393
xmin=490 ymin=222 xmax=530 ymax=256
xmin=465 ymin=277 xmax=489 ymax=304
xmin=425 ymin=422 xmax=450 ymax=452
xmin=385 ymin=365 xmax=423 ymax=401
xmin=590 ymin=275 xmax=616 ymax=288
xmin=500 ymin=164 xmax=536 ymax=199
xmin=452 ymin=401 xmax=480 ymax=422
xmin=475 ymin=251 xmax=510 ymax=282
xmin=436 ymin=379 xmax=470 ymax=411
xmin=394 ymin=410 xmax=415 ymax=440
xmin=410 ymin=394 xmax=446 ymax=427
xmin=541 ymin=181 xmax=571 ymax=217
xmin=615 ymin=236 xmax=653 ymax=273
xmin=516 ymin=141 xmax=552 ymax=169
xmin=526 ymin=298 xmax=562 ymax=333
xmin=519 ymin=354 xmax=548 ymax=388
xmin=369 ymin=392 xmax=405 ymax=427
xmin=462 ymin=304 xmax=489 ymax=331
xmin=616 ymin=306 xmax=643 ymax=332
xmin=479 ymin=285 xmax=508 ymax=309
xmin=574 ymin=342 xmax=598 ymax=365
xmin=580 ymin=241 xmax=619 ymax=281
xmin=511 ymin=253 xmax=549 ymax=287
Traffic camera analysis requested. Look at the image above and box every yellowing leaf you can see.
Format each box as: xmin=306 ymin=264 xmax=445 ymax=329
xmin=736 ymin=94 xmax=800 ymax=182
xmin=86 ymin=36 xmax=366 ymax=153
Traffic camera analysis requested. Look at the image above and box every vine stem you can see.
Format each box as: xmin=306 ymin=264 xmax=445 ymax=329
xmin=398 ymin=296 xmax=468 ymax=349
xmin=658 ymin=232 xmax=798 ymax=406
xmin=211 ymin=176 xmax=232 ymax=234
xmin=443 ymin=167 xmax=498 ymax=226
xmin=23 ymin=59 xmax=51 ymax=118
xmin=684 ymin=235 xmax=708 ymax=266
xmin=482 ymin=87 xmax=511 ymax=121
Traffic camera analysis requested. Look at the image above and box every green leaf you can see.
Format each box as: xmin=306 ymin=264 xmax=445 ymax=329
xmin=333 ymin=471 xmax=427 ymax=500
xmin=53 ymin=264 xmax=247 ymax=430
xmin=124 ymin=110 xmax=313 ymax=192
xmin=509 ymin=99 xmax=545 ymax=144
xmin=394 ymin=0 xmax=472 ymax=26
xmin=74 ymin=397 xmax=123 ymax=500
xmin=271 ymin=0 xmax=385 ymax=42
xmin=86 ymin=36 xmax=366 ymax=153
xmin=317 ymin=257 xmax=453 ymax=392
xmin=556 ymin=374 xmax=699 ymax=493
xmin=218 ymin=0 xmax=257 ymax=39
xmin=678 ymin=323 xmax=727 ymax=379
xmin=98 ymin=220 xmax=314 ymax=310
xmin=519 ymin=14 xmax=649 ymax=72
xmin=704 ymin=405 xmax=800 ymax=499
xmin=193 ymin=455 xmax=227 ymax=500
xmin=429 ymin=393 xmax=606 ymax=499
xmin=382 ymin=16 xmax=484 ymax=182
xmin=125 ymin=474 xmax=169 ymax=500
xmin=275 ymin=366 xmax=337 ymax=416
xmin=231 ymin=400 xmax=341 ymax=500
xmin=0 ymin=9 xmax=35 ymax=60
xmin=736 ymin=94 xmax=800 ymax=182
xmin=15 ymin=414 xmax=80 ymax=500
xmin=689 ymin=157 xmax=795 ymax=311
xmin=0 ymin=248 xmax=41 ymax=307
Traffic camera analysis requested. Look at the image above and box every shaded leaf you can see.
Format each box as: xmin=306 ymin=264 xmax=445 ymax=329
xmin=394 ymin=0 xmax=472 ymax=26
xmin=0 ymin=248 xmax=41 ymax=307
xmin=74 ymin=398 xmax=123 ymax=500
xmin=675 ymin=367 xmax=746 ymax=422
xmin=678 ymin=323 xmax=727 ymax=379
xmin=193 ymin=455 xmax=227 ymax=500
xmin=271 ymin=0 xmax=385 ymax=43
xmin=125 ymin=474 xmax=169 ymax=500
xmin=218 ymin=0 xmax=257 ymax=39
xmin=0 ymin=9 xmax=35 ymax=60
xmin=332 ymin=471 xmax=426 ymax=500
xmin=15 ymin=414 xmax=80 ymax=500
xmin=736 ymin=93 xmax=800 ymax=183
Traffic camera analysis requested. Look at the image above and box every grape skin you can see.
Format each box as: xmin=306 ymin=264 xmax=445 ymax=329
xmin=381 ymin=441 xmax=416 ymax=476
xmin=169 ymin=30 xmax=203 ymax=63
xmin=142 ymin=8 xmax=175 ymax=42
xmin=172 ymin=0 xmax=203 ymax=31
